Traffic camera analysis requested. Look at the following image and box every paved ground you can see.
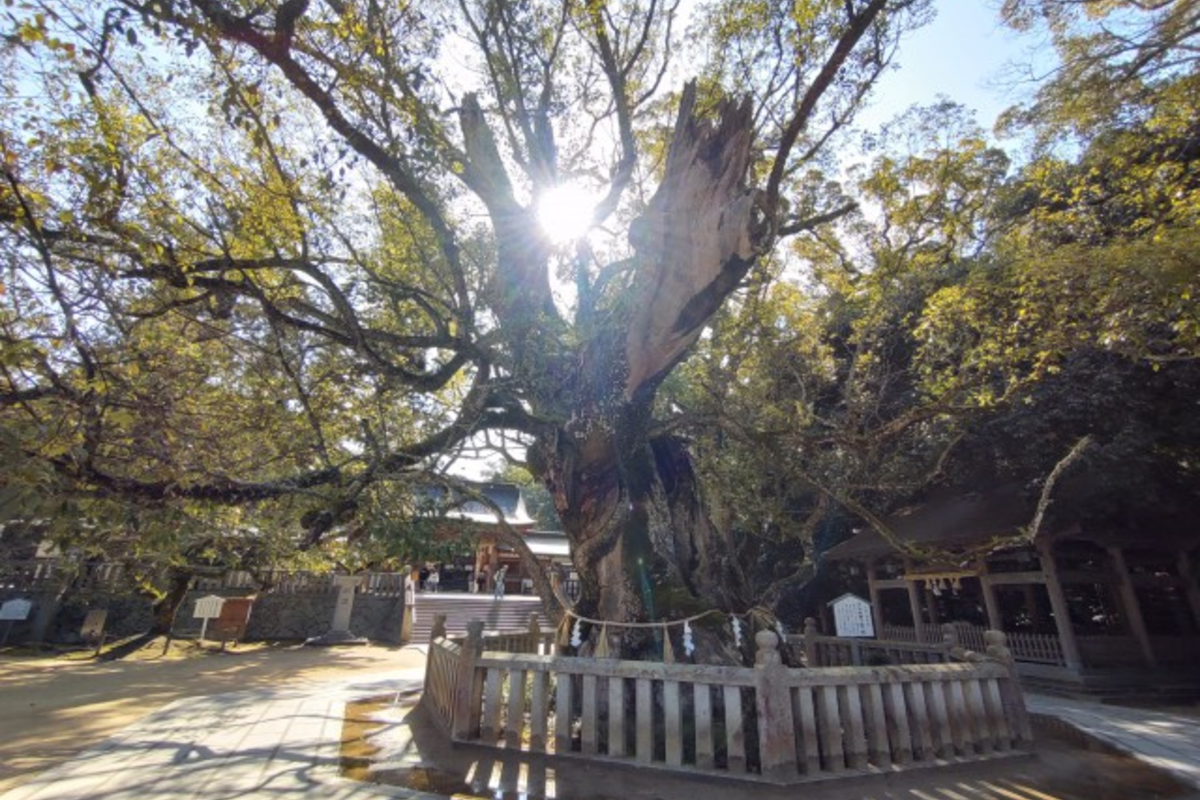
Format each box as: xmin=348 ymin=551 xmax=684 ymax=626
xmin=2 ymin=645 xmax=1197 ymax=800
xmin=0 ymin=643 xmax=426 ymax=794
xmin=1026 ymin=694 xmax=1200 ymax=791
xmin=0 ymin=671 xmax=432 ymax=800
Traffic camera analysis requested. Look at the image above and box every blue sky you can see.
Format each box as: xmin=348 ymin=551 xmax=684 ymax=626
xmin=858 ymin=1 xmax=1054 ymax=134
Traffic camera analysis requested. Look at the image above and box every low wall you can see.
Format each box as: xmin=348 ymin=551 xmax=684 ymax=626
xmin=1 ymin=571 xmax=406 ymax=646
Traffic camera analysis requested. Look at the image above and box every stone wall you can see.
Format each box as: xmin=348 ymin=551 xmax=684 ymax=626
xmin=0 ymin=583 xmax=406 ymax=646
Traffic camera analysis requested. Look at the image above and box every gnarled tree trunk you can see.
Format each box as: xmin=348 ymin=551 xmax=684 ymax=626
xmin=522 ymin=85 xmax=764 ymax=646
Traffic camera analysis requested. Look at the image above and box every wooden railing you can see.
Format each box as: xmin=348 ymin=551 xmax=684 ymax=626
xmin=791 ymin=620 xmax=953 ymax=667
xmin=423 ymin=618 xmax=461 ymax=729
xmin=0 ymin=560 xmax=129 ymax=591
xmin=878 ymin=623 xmax=1065 ymax=666
xmin=423 ymin=619 xmax=1031 ymax=784
xmin=879 ymin=622 xmax=939 ymax=643
xmin=1003 ymin=630 xmax=1064 ymax=664
xmin=195 ymin=569 xmax=406 ymax=595
xmin=481 ymin=615 xmax=558 ymax=655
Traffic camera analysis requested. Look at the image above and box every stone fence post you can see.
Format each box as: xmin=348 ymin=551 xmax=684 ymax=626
xmin=985 ymin=629 xmax=1032 ymax=744
xmin=803 ymin=617 xmax=819 ymax=667
xmin=422 ymin=612 xmax=449 ymax=699
xmin=754 ymin=630 xmax=797 ymax=780
xmin=451 ymin=619 xmax=485 ymax=740
xmin=527 ymin=613 xmax=542 ymax=654
xmin=430 ymin=613 xmax=448 ymax=643
xmin=941 ymin=622 xmax=961 ymax=662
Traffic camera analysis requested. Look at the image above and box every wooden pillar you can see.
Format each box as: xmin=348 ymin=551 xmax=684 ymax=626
xmin=1107 ymin=546 xmax=1157 ymax=668
xmin=1176 ymin=550 xmax=1200 ymax=631
xmin=925 ymin=585 xmax=940 ymax=626
xmin=905 ymin=571 xmax=924 ymax=632
xmin=975 ymin=559 xmax=1002 ymax=632
xmin=866 ymin=560 xmax=885 ymax=636
xmin=1035 ymin=541 xmax=1084 ymax=671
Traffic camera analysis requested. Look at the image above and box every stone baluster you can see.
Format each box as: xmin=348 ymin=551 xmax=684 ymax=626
xmin=754 ymin=630 xmax=797 ymax=780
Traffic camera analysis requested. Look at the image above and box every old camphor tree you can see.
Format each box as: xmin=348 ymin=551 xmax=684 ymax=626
xmin=1 ymin=0 xmax=929 ymax=640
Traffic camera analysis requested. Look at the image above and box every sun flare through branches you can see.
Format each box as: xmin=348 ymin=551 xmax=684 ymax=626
xmin=536 ymin=184 xmax=598 ymax=245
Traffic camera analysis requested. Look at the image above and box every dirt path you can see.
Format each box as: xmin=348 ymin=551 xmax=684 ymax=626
xmin=0 ymin=642 xmax=425 ymax=794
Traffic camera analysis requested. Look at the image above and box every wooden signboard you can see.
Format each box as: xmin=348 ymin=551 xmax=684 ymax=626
xmin=81 ymin=609 xmax=108 ymax=654
xmin=0 ymin=598 xmax=32 ymax=621
xmin=209 ymin=597 xmax=254 ymax=646
xmin=829 ymin=593 xmax=875 ymax=638
xmin=193 ymin=595 xmax=226 ymax=642
xmin=0 ymin=598 xmax=33 ymax=646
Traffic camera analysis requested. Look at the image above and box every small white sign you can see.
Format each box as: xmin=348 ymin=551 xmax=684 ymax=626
xmin=193 ymin=595 xmax=226 ymax=619
xmin=0 ymin=598 xmax=33 ymax=621
xmin=830 ymin=593 xmax=875 ymax=638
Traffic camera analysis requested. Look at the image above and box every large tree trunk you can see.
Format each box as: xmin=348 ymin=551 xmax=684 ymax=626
xmin=150 ymin=566 xmax=192 ymax=637
xmin=479 ymin=83 xmax=763 ymax=645
xmin=552 ymin=86 xmax=760 ymax=638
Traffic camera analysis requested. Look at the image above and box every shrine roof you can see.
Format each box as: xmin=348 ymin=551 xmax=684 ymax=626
xmin=823 ymin=483 xmax=1034 ymax=562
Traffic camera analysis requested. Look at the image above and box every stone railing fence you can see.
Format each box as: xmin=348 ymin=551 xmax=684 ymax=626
xmin=422 ymin=616 xmax=1031 ymax=785
xmin=876 ymin=622 xmax=1065 ymax=666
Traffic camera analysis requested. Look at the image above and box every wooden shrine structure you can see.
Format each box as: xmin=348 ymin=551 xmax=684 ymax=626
xmin=823 ymin=484 xmax=1200 ymax=696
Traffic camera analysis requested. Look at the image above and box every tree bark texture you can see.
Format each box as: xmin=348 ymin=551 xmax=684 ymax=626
xmin=520 ymin=85 xmax=762 ymax=640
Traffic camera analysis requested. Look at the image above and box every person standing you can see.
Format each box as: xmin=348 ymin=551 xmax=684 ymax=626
xmin=427 ymin=567 xmax=440 ymax=593
xmin=493 ymin=565 xmax=508 ymax=599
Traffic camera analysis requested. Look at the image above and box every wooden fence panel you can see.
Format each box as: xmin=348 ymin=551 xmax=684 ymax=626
xmin=506 ymin=668 xmax=527 ymax=748
xmin=724 ymin=685 xmax=747 ymax=773
xmin=442 ymin=625 xmax=1030 ymax=784
xmin=964 ymin=678 xmax=992 ymax=755
xmin=862 ymin=683 xmax=890 ymax=769
xmin=839 ymin=686 xmax=869 ymax=770
xmin=554 ymin=672 xmax=573 ymax=753
xmin=694 ymin=684 xmax=714 ymax=769
xmin=904 ymin=681 xmax=934 ymax=761
xmin=882 ymin=681 xmax=912 ymax=765
xmin=482 ymin=668 xmax=504 ymax=743
xmin=817 ymin=684 xmax=844 ymax=771
xmin=792 ymin=685 xmax=819 ymax=775
xmin=982 ymin=677 xmax=1012 ymax=751
xmin=529 ymin=670 xmax=549 ymax=752
xmin=945 ymin=679 xmax=971 ymax=756
xmin=664 ymin=680 xmax=683 ymax=767
xmin=924 ymin=679 xmax=953 ymax=758
xmin=608 ymin=677 xmax=626 ymax=757
xmin=581 ymin=675 xmax=599 ymax=755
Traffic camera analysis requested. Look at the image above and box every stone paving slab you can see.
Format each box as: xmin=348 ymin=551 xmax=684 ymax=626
xmin=6 ymin=673 xmax=1200 ymax=800
xmin=0 ymin=672 xmax=437 ymax=800
xmin=1026 ymin=693 xmax=1200 ymax=790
